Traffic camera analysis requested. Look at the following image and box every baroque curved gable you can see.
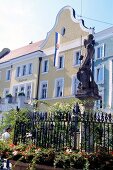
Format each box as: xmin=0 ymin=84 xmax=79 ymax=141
xmin=40 ymin=6 xmax=93 ymax=50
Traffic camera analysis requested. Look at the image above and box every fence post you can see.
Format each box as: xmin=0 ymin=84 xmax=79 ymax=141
xmin=73 ymin=103 xmax=80 ymax=150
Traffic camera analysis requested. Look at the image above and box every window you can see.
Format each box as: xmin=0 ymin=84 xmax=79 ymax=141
xmin=13 ymin=83 xmax=32 ymax=100
xmin=6 ymin=69 xmax=11 ymax=81
xmin=20 ymin=86 xmax=25 ymax=93
xmin=72 ymin=75 xmax=79 ymax=95
xmin=95 ymin=88 xmax=104 ymax=109
xmin=13 ymin=87 xmax=18 ymax=102
xmin=3 ymin=89 xmax=9 ymax=97
xmin=95 ymin=65 xmax=104 ymax=84
xmin=16 ymin=66 xmax=21 ymax=77
xmin=26 ymin=85 xmax=31 ymax=100
xmin=61 ymin=27 xmax=65 ymax=36
xmin=95 ymin=99 xmax=102 ymax=109
xmin=58 ymin=55 xmax=64 ymax=69
xmin=95 ymin=44 xmax=105 ymax=59
xmin=73 ymin=50 xmax=81 ymax=66
xmin=55 ymin=78 xmax=64 ymax=97
xmin=40 ymin=81 xmax=48 ymax=99
xmin=28 ymin=63 xmax=32 ymax=74
xmin=42 ymin=60 xmax=49 ymax=73
xmin=22 ymin=65 xmax=26 ymax=76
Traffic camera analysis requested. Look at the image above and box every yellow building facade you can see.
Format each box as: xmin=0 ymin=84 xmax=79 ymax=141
xmin=38 ymin=6 xmax=93 ymax=106
xmin=0 ymin=42 xmax=43 ymax=105
xmin=0 ymin=6 xmax=93 ymax=110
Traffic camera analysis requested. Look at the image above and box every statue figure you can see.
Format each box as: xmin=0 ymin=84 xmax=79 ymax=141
xmin=76 ymin=34 xmax=100 ymax=99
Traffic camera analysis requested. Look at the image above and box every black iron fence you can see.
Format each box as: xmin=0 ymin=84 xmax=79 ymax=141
xmin=13 ymin=110 xmax=113 ymax=152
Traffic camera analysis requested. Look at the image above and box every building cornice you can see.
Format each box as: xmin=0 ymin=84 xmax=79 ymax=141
xmin=0 ymin=51 xmax=43 ymax=69
xmin=95 ymin=26 xmax=113 ymax=41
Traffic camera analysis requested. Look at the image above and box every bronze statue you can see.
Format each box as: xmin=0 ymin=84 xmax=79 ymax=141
xmin=76 ymin=34 xmax=100 ymax=99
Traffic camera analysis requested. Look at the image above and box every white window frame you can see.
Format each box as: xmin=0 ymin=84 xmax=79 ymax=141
xmin=19 ymin=85 xmax=25 ymax=93
xmin=39 ymin=81 xmax=48 ymax=99
xmin=28 ymin=63 xmax=33 ymax=75
xmin=13 ymin=86 xmax=19 ymax=102
xmin=95 ymin=43 xmax=105 ymax=60
xmin=3 ymin=88 xmax=10 ymax=98
xmin=94 ymin=64 xmax=104 ymax=84
xmin=13 ymin=82 xmax=32 ymax=100
xmin=6 ymin=69 xmax=11 ymax=81
xmin=22 ymin=65 xmax=27 ymax=76
xmin=73 ymin=50 xmax=81 ymax=67
xmin=95 ymin=87 xmax=104 ymax=109
xmin=57 ymin=55 xmax=64 ymax=70
xmin=42 ymin=59 xmax=49 ymax=73
xmin=26 ymin=83 xmax=32 ymax=100
xmin=54 ymin=78 xmax=64 ymax=98
xmin=71 ymin=75 xmax=79 ymax=96
xmin=16 ymin=66 xmax=21 ymax=77
xmin=16 ymin=63 xmax=33 ymax=78
xmin=13 ymin=86 xmax=19 ymax=96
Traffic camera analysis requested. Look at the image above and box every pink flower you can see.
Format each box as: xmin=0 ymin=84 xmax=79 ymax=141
xmin=65 ymin=148 xmax=72 ymax=153
xmin=35 ymin=148 xmax=41 ymax=153
xmin=13 ymin=150 xmax=18 ymax=156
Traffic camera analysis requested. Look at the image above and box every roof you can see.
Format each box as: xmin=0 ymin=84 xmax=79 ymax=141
xmin=0 ymin=40 xmax=43 ymax=64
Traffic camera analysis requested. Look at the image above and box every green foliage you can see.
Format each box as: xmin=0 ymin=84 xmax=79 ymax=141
xmin=54 ymin=151 xmax=88 ymax=169
xmin=35 ymin=148 xmax=55 ymax=166
xmin=6 ymin=94 xmax=12 ymax=97
xmin=0 ymin=108 xmax=30 ymax=139
xmin=1 ymin=141 xmax=113 ymax=169
xmin=49 ymin=101 xmax=75 ymax=120
xmin=0 ymin=141 xmax=12 ymax=158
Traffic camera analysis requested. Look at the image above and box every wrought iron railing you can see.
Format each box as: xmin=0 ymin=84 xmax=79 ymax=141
xmin=13 ymin=110 xmax=113 ymax=152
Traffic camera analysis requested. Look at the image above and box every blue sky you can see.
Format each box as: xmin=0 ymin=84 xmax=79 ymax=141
xmin=0 ymin=0 xmax=113 ymax=50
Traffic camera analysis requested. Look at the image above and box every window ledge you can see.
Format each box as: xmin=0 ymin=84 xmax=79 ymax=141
xmin=41 ymin=72 xmax=48 ymax=75
xmin=94 ymin=57 xmax=104 ymax=61
xmin=72 ymin=64 xmax=80 ymax=68
xmin=15 ymin=74 xmax=33 ymax=79
xmin=56 ymin=68 xmax=64 ymax=71
xmin=96 ymin=81 xmax=104 ymax=85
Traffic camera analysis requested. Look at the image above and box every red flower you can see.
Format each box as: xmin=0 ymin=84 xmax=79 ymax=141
xmin=9 ymin=143 xmax=15 ymax=148
xmin=110 ymin=151 xmax=113 ymax=155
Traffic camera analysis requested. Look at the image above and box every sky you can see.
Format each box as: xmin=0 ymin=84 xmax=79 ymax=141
xmin=0 ymin=0 xmax=113 ymax=50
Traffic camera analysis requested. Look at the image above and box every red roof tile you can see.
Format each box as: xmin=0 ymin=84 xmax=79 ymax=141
xmin=0 ymin=40 xmax=43 ymax=64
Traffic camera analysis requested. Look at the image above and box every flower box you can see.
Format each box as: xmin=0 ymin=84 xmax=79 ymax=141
xmin=10 ymin=160 xmax=63 ymax=170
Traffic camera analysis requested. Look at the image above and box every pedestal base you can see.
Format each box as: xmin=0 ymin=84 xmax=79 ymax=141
xmin=75 ymin=89 xmax=101 ymax=100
